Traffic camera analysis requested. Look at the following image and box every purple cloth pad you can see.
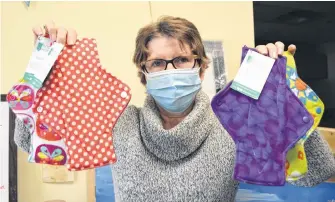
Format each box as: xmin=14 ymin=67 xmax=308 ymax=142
xmin=211 ymin=46 xmax=313 ymax=186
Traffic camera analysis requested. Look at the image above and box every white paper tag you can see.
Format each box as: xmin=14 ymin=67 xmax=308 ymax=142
xmin=231 ymin=50 xmax=275 ymax=99
xmin=24 ymin=36 xmax=64 ymax=88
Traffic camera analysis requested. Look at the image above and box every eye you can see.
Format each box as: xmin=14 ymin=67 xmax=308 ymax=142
xmin=151 ymin=60 xmax=165 ymax=67
xmin=174 ymin=56 xmax=190 ymax=64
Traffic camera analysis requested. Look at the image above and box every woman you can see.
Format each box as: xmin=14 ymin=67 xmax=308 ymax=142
xmin=16 ymin=16 xmax=335 ymax=201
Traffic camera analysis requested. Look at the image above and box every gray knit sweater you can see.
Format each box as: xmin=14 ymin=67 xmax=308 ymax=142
xmin=14 ymin=91 xmax=335 ymax=202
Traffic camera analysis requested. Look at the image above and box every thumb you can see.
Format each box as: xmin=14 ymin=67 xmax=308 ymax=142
xmin=288 ymin=44 xmax=296 ymax=56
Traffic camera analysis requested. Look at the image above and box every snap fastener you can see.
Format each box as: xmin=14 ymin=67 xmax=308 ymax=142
xmin=303 ymin=116 xmax=309 ymax=123
xmin=37 ymin=106 xmax=43 ymax=113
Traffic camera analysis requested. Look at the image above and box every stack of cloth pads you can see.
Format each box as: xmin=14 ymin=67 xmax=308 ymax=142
xmin=211 ymin=46 xmax=324 ymax=186
xmin=7 ymin=37 xmax=131 ymax=171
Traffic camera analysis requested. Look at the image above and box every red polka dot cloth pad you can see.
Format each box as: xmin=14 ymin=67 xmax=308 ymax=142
xmin=32 ymin=38 xmax=132 ymax=171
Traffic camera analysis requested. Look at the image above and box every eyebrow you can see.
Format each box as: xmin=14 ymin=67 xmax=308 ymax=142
xmin=147 ymin=53 xmax=190 ymax=61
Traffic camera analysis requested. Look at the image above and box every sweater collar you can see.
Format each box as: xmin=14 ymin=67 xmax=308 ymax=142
xmin=139 ymin=90 xmax=215 ymax=161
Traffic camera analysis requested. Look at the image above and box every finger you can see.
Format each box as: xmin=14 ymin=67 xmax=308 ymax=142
xmin=275 ymin=41 xmax=285 ymax=55
xmin=32 ymin=25 xmax=44 ymax=36
xmin=255 ymin=45 xmax=268 ymax=56
xmin=288 ymin=44 xmax=297 ymax=56
xmin=266 ymin=43 xmax=278 ymax=59
xmin=56 ymin=27 xmax=68 ymax=45
xmin=44 ymin=21 xmax=57 ymax=41
xmin=32 ymin=25 xmax=44 ymax=44
xmin=66 ymin=28 xmax=78 ymax=45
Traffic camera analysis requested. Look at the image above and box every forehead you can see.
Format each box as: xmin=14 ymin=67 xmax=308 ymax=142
xmin=147 ymin=36 xmax=192 ymax=60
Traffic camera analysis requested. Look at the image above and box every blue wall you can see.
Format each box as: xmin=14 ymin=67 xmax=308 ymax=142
xmin=95 ymin=166 xmax=115 ymax=202
xmin=237 ymin=182 xmax=335 ymax=202
xmin=95 ymin=167 xmax=335 ymax=202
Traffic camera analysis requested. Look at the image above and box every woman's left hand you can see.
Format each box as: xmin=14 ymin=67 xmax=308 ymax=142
xmin=255 ymin=41 xmax=297 ymax=59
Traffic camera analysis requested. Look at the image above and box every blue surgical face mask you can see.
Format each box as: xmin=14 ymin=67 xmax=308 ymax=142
xmin=145 ymin=68 xmax=202 ymax=113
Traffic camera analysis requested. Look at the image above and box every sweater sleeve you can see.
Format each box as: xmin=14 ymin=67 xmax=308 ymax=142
xmin=14 ymin=117 xmax=32 ymax=153
xmin=288 ymin=130 xmax=335 ymax=187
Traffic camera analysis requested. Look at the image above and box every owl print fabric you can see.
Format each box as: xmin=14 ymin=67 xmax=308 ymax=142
xmin=7 ymin=78 xmax=68 ymax=165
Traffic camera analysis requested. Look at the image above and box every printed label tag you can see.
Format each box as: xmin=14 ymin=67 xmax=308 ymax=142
xmin=25 ymin=36 xmax=64 ymax=87
xmin=231 ymin=50 xmax=275 ymax=99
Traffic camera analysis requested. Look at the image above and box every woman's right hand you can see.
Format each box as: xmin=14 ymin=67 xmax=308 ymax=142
xmin=32 ymin=21 xmax=78 ymax=45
